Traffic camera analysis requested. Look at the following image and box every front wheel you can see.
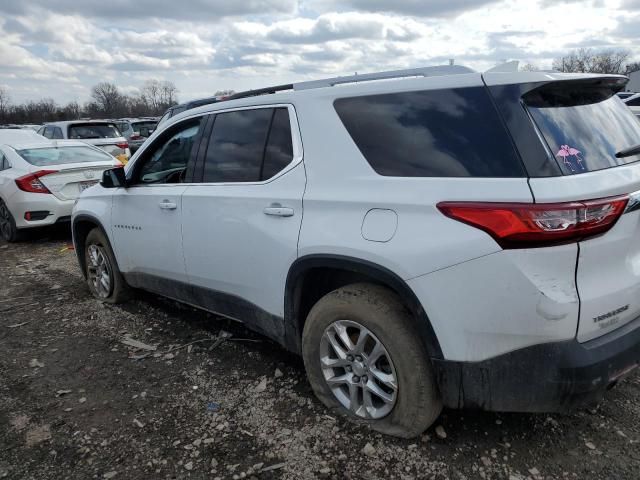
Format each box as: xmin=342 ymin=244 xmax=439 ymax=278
xmin=84 ymin=228 xmax=130 ymax=303
xmin=302 ymin=283 xmax=442 ymax=438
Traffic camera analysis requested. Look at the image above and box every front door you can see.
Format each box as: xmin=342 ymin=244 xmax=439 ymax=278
xmin=111 ymin=116 xmax=205 ymax=288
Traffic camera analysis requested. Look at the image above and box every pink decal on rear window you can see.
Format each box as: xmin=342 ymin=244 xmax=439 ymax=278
xmin=556 ymin=144 xmax=585 ymax=172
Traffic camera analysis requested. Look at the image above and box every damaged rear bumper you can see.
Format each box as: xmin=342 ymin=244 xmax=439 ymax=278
xmin=433 ymin=316 xmax=640 ymax=413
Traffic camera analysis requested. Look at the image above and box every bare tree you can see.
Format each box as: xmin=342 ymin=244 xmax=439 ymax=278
xmin=520 ymin=63 xmax=539 ymax=72
xmin=159 ymin=81 xmax=178 ymax=109
xmin=626 ymin=61 xmax=640 ymax=74
xmin=91 ymin=82 xmax=124 ymax=117
xmin=553 ymin=48 xmax=630 ymax=74
xmin=0 ymin=86 xmax=10 ymax=123
xmin=140 ymin=79 xmax=162 ymax=113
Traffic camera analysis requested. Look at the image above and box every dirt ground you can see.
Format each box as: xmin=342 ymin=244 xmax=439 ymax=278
xmin=1 ymin=228 xmax=639 ymax=480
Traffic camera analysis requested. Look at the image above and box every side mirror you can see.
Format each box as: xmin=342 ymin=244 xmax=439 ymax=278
xmin=101 ymin=167 xmax=127 ymax=188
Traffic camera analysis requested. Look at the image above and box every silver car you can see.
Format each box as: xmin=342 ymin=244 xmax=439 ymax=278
xmin=114 ymin=118 xmax=158 ymax=154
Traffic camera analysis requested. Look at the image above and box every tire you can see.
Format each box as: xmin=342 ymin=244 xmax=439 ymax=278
xmin=0 ymin=198 xmax=22 ymax=242
xmin=84 ymin=228 xmax=130 ymax=304
xmin=302 ymin=283 xmax=442 ymax=438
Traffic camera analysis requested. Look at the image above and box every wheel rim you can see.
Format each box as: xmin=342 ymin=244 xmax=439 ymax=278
xmin=86 ymin=244 xmax=112 ymax=299
xmin=0 ymin=201 xmax=12 ymax=240
xmin=320 ymin=320 xmax=398 ymax=419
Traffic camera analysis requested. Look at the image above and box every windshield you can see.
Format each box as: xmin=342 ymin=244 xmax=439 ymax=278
xmin=68 ymin=123 xmax=121 ymax=139
xmin=17 ymin=146 xmax=114 ymax=166
xmin=525 ymin=85 xmax=640 ymax=174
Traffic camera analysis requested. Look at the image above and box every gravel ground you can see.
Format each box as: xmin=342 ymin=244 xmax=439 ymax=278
xmin=1 ymin=228 xmax=639 ymax=480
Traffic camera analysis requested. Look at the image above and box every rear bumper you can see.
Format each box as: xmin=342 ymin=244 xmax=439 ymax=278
xmin=433 ymin=316 xmax=640 ymax=413
xmin=10 ymin=192 xmax=74 ymax=229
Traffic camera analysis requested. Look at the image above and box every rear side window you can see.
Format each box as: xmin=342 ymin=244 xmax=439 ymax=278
xmin=525 ymin=85 xmax=640 ymax=174
xmin=52 ymin=127 xmax=63 ymax=139
xmin=68 ymin=123 xmax=120 ymax=139
xmin=334 ymin=87 xmax=524 ymax=177
xmin=202 ymin=108 xmax=294 ymax=183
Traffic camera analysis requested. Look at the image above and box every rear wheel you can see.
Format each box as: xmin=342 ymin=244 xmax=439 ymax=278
xmin=0 ymin=199 xmax=21 ymax=242
xmin=302 ymin=283 xmax=442 ymax=438
xmin=84 ymin=228 xmax=130 ymax=303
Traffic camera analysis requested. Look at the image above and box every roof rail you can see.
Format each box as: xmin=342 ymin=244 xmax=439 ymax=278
xmin=225 ymin=83 xmax=294 ymax=101
xmin=224 ymin=65 xmax=475 ymax=102
xmin=294 ymin=65 xmax=475 ymax=90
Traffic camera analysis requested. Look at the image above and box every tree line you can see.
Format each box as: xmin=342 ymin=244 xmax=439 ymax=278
xmin=521 ymin=48 xmax=640 ymax=75
xmin=0 ymin=79 xmax=180 ymax=125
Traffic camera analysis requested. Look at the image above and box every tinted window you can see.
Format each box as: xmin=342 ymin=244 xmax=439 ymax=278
xmin=203 ymin=109 xmax=272 ymax=183
xmin=18 ymin=146 xmax=114 ymax=166
xmin=262 ymin=108 xmax=294 ymax=180
xmin=132 ymin=121 xmax=157 ymax=137
xmin=68 ymin=123 xmax=120 ymax=139
xmin=43 ymin=127 xmax=53 ymax=139
xmin=0 ymin=153 xmax=6 ymax=170
xmin=525 ymin=86 xmax=640 ymax=174
xmin=52 ymin=127 xmax=63 ymax=139
xmin=334 ymin=88 xmax=524 ymax=177
xmin=136 ymin=118 xmax=201 ymax=184
xmin=626 ymin=96 xmax=640 ymax=107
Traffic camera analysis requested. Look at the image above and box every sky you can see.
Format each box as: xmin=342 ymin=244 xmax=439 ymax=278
xmin=0 ymin=0 xmax=638 ymax=104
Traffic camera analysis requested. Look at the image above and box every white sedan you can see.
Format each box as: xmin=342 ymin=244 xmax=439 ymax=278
xmin=0 ymin=130 xmax=122 ymax=241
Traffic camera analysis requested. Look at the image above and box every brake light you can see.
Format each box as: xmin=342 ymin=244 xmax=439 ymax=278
xmin=116 ymin=142 xmax=129 ymax=150
xmin=15 ymin=170 xmax=58 ymax=194
xmin=437 ymin=195 xmax=629 ymax=248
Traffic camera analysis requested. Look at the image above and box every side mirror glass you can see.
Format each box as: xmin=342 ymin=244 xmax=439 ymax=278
xmin=101 ymin=167 xmax=127 ymax=188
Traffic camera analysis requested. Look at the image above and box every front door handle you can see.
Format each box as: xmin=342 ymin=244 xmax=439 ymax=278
xmin=159 ymin=200 xmax=177 ymax=210
xmin=263 ymin=203 xmax=294 ymax=217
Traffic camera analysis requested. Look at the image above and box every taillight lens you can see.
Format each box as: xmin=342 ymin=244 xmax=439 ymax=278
xmin=437 ymin=195 xmax=629 ymax=248
xmin=15 ymin=170 xmax=58 ymax=194
xmin=116 ymin=142 xmax=129 ymax=150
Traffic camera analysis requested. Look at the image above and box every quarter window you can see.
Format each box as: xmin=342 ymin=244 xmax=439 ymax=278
xmin=134 ymin=118 xmax=202 ymax=184
xmin=52 ymin=127 xmax=63 ymax=139
xmin=0 ymin=153 xmax=7 ymax=170
xmin=334 ymin=88 xmax=524 ymax=177
xmin=261 ymin=108 xmax=294 ymax=180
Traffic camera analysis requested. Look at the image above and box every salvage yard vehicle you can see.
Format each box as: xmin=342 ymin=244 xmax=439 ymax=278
xmin=72 ymin=66 xmax=640 ymax=438
xmin=114 ymin=118 xmax=158 ymax=154
xmin=38 ymin=121 xmax=131 ymax=164
xmin=0 ymin=130 xmax=123 ymax=241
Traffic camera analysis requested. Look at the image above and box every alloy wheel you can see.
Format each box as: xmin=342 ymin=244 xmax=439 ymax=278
xmin=319 ymin=320 xmax=398 ymax=419
xmin=87 ymin=244 xmax=113 ymax=299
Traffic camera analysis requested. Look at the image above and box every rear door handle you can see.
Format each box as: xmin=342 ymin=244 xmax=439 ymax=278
xmin=159 ymin=200 xmax=177 ymax=210
xmin=263 ymin=203 xmax=294 ymax=217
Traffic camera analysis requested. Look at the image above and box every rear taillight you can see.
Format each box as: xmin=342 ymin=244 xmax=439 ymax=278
xmin=437 ymin=195 xmax=629 ymax=248
xmin=130 ymin=134 xmax=142 ymax=140
xmin=15 ymin=170 xmax=58 ymax=194
xmin=116 ymin=142 xmax=129 ymax=150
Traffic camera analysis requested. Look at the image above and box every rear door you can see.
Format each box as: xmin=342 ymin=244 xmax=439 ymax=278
xmin=489 ymin=75 xmax=640 ymax=342
xmin=181 ymin=106 xmax=305 ymax=335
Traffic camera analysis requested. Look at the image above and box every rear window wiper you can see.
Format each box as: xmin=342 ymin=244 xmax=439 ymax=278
xmin=616 ymin=144 xmax=640 ymax=159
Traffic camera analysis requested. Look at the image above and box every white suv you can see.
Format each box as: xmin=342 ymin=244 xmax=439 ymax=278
xmin=72 ymin=66 xmax=640 ymax=438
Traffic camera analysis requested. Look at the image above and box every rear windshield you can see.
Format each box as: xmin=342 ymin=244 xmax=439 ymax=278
xmin=68 ymin=123 xmax=121 ymax=139
xmin=17 ymin=146 xmax=113 ymax=166
xmin=131 ymin=121 xmax=157 ymax=136
xmin=524 ymin=86 xmax=640 ymax=174
xmin=334 ymin=87 xmax=524 ymax=177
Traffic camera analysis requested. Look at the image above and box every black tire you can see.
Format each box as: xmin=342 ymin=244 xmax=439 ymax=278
xmin=0 ymin=198 xmax=22 ymax=242
xmin=302 ymin=283 xmax=442 ymax=438
xmin=84 ymin=228 xmax=130 ymax=304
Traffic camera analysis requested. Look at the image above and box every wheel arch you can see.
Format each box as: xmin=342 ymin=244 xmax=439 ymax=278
xmin=284 ymin=254 xmax=443 ymax=359
xmin=72 ymin=214 xmax=115 ymax=279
